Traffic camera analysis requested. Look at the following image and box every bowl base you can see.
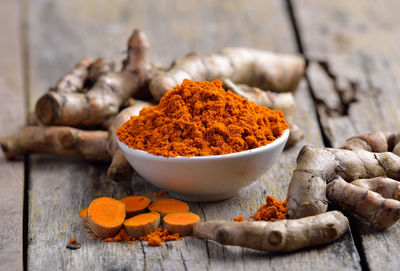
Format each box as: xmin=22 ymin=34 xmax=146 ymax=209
xmin=169 ymin=191 xmax=238 ymax=202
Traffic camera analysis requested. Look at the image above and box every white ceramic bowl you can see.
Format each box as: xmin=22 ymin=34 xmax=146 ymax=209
xmin=118 ymin=129 xmax=289 ymax=202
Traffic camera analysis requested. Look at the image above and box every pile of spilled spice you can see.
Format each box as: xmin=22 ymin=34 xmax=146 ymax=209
xmin=233 ymin=195 xmax=287 ymax=222
xmin=117 ymin=79 xmax=289 ymax=157
xmin=87 ymin=228 xmax=180 ymax=247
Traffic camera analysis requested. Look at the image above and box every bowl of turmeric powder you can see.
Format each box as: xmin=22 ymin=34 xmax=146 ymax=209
xmin=117 ymin=79 xmax=290 ymax=202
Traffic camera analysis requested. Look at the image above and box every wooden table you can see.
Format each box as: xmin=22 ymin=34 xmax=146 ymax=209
xmin=1 ymin=0 xmax=400 ymax=270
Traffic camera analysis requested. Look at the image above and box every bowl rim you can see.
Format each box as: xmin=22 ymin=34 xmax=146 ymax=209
xmin=118 ymin=129 xmax=290 ymax=161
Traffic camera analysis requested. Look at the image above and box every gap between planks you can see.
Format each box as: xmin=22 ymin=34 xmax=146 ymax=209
xmin=285 ymin=0 xmax=371 ymax=270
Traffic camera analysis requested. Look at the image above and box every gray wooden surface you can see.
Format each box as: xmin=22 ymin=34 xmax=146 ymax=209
xmin=292 ymin=0 xmax=400 ymax=270
xmin=24 ymin=0 xmax=361 ymax=270
xmin=2 ymin=0 xmax=400 ymax=270
xmin=0 ymin=1 xmax=25 ymax=271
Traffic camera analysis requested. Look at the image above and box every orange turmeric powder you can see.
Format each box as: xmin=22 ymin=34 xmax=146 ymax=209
xmin=117 ymin=79 xmax=289 ymax=157
xmin=251 ymin=195 xmax=287 ymax=222
xmin=232 ymin=215 xmax=244 ymax=222
xmin=139 ymin=228 xmax=180 ymax=247
xmin=232 ymin=195 xmax=287 ymax=222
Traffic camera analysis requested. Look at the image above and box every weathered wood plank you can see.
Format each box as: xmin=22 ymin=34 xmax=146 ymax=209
xmin=26 ymin=0 xmax=360 ymax=270
xmin=0 ymin=0 xmax=26 ymax=270
xmin=292 ymin=0 xmax=400 ymax=270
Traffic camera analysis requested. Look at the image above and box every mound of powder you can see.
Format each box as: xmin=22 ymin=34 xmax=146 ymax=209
xmin=117 ymin=79 xmax=289 ymax=157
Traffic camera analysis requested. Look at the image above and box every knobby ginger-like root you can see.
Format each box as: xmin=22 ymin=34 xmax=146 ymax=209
xmin=341 ymin=131 xmax=400 ymax=156
xmin=0 ymin=126 xmax=110 ymax=162
xmin=123 ymin=212 xmax=161 ymax=237
xmin=163 ymin=212 xmax=200 ymax=236
xmin=286 ymin=145 xmax=400 ymax=218
xmin=327 ymin=177 xmax=400 ymax=231
xmin=86 ymin=58 xmax=115 ymax=88
xmin=106 ymin=100 xmax=154 ymax=181
xmin=284 ymin=124 xmax=304 ymax=149
xmin=194 ymin=211 xmax=348 ymax=252
xmin=150 ymin=47 xmax=305 ymax=101
xmin=351 ymin=177 xmax=400 ymax=201
xmin=35 ymin=29 xmax=152 ymax=127
xmin=222 ymin=78 xmax=303 ymax=148
xmin=51 ymin=58 xmax=93 ymax=93
xmin=120 ymin=196 xmax=151 ymax=218
xmin=222 ymin=79 xmax=296 ymax=119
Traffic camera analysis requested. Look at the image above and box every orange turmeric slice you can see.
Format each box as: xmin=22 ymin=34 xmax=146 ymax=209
xmin=80 ymin=207 xmax=88 ymax=228
xmin=124 ymin=212 xmax=160 ymax=237
xmin=148 ymin=199 xmax=189 ymax=217
xmin=163 ymin=212 xmax=200 ymax=236
xmin=120 ymin=196 xmax=151 ymax=217
xmin=87 ymin=197 xmax=126 ymax=238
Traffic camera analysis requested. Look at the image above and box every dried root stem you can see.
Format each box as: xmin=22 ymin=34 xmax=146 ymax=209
xmin=194 ymin=211 xmax=348 ymax=252
xmin=35 ymin=29 xmax=152 ymax=127
xmin=0 ymin=126 xmax=110 ymax=162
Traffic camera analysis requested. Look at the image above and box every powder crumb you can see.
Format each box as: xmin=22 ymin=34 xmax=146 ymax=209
xmin=66 ymin=238 xmax=81 ymax=250
xmin=233 ymin=215 xmax=244 ymax=222
xmin=102 ymin=229 xmax=136 ymax=243
xmin=139 ymin=228 xmax=180 ymax=247
xmin=232 ymin=195 xmax=287 ymax=222
xmin=251 ymin=195 xmax=287 ymax=222
xmin=86 ymin=228 xmax=183 ymax=247
xmin=153 ymin=190 xmax=168 ymax=197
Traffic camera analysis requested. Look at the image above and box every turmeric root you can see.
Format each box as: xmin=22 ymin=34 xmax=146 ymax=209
xmin=50 ymin=58 xmax=93 ymax=93
xmin=87 ymin=197 xmax=126 ymax=238
xmin=286 ymin=145 xmax=400 ymax=218
xmin=163 ymin=212 xmax=200 ymax=236
xmin=107 ymin=100 xmax=154 ymax=181
xmin=148 ymin=199 xmax=189 ymax=217
xmin=351 ymin=177 xmax=400 ymax=200
xmin=341 ymin=131 xmax=400 ymax=156
xmin=80 ymin=208 xmax=88 ymax=228
xmin=0 ymin=126 xmax=110 ymax=162
xmin=194 ymin=211 xmax=348 ymax=252
xmin=86 ymin=58 xmax=115 ymax=88
xmin=149 ymin=48 xmax=305 ymax=101
xmin=123 ymin=212 xmax=160 ymax=237
xmin=120 ymin=196 xmax=151 ymax=218
xmin=285 ymin=124 xmax=304 ymax=149
xmin=35 ymin=29 xmax=152 ymax=127
xmin=327 ymin=177 xmax=400 ymax=230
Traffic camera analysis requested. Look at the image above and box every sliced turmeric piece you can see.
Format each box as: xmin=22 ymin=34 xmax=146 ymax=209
xmin=163 ymin=212 xmax=200 ymax=236
xmin=120 ymin=196 xmax=151 ymax=217
xmin=80 ymin=207 xmax=88 ymax=228
xmin=124 ymin=212 xmax=160 ymax=237
xmin=148 ymin=199 xmax=189 ymax=217
xmin=87 ymin=197 xmax=126 ymax=238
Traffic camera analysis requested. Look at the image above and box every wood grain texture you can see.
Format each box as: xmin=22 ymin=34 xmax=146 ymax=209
xmin=26 ymin=0 xmax=361 ymax=270
xmin=0 ymin=1 xmax=26 ymax=270
xmin=292 ymin=0 xmax=400 ymax=270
